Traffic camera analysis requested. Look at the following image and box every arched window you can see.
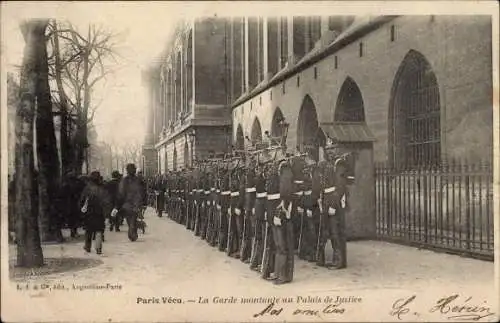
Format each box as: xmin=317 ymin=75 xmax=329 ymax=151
xmin=235 ymin=124 xmax=245 ymax=151
xmin=389 ymin=50 xmax=441 ymax=168
xmin=334 ymin=77 xmax=365 ymax=122
xmin=297 ymin=95 xmax=319 ymax=161
xmin=250 ymin=118 xmax=263 ymax=144
xmin=271 ymin=107 xmax=285 ymax=137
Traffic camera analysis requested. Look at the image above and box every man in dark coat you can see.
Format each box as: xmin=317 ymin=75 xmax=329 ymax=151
xmin=105 ymin=171 xmax=122 ymax=231
xmin=80 ymin=171 xmax=111 ymax=254
xmin=116 ymin=164 xmax=146 ymax=242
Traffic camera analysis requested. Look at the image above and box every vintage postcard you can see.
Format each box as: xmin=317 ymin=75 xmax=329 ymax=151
xmin=1 ymin=1 xmax=499 ymax=322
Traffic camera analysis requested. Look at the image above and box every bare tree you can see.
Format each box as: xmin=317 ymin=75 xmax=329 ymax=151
xmin=15 ymin=19 xmax=48 ymax=267
xmin=47 ymin=20 xmax=121 ymax=175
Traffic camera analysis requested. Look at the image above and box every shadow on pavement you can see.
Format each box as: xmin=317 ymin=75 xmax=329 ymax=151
xmin=9 ymin=257 xmax=103 ymax=281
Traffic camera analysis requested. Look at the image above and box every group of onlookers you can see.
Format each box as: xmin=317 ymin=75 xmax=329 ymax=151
xmin=8 ymin=164 xmax=148 ymax=255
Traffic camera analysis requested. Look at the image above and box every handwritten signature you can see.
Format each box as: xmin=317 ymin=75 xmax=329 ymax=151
xmin=253 ymin=302 xmax=345 ymax=318
xmin=390 ymin=294 xmax=495 ymax=321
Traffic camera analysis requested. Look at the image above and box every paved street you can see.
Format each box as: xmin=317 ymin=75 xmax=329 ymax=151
xmin=6 ymin=207 xmax=498 ymax=322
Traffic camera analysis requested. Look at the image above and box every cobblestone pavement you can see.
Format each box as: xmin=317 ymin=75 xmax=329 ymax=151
xmin=4 ymin=207 xmax=498 ymax=322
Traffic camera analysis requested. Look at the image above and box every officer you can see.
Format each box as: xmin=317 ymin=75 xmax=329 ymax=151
xmin=290 ymin=152 xmax=306 ymax=255
xmin=316 ymin=140 xmax=350 ymax=269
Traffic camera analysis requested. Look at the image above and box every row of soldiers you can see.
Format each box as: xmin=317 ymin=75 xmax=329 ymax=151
xmin=150 ymin=137 xmax=354 ymax=285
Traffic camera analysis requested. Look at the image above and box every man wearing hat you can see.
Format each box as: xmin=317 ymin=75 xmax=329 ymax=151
xmin=115 ymin=163 xmax=145 ymax=242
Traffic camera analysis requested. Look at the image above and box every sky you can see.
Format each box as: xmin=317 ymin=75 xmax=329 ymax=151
xmin=1 ymin=2 xmax=189 ymax=146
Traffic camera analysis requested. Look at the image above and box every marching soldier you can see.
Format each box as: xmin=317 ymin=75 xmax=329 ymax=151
xmin=193 ymin=166 xmax=203 ymax=236
xmin=316 ymin=140 xmax=351 ymax=269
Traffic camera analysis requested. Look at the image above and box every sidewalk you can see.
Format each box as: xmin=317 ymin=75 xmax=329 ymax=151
xmin=5 ymin=207 xmax=497 ymax=322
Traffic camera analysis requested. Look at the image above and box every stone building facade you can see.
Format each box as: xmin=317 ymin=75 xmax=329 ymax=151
xmin=142 ymin=18 xmax=232 ymax=176
xmin=229 ymin=15 xmax=493 ymax=166
xmin=144 ymin=15 xmax=493 ymax=175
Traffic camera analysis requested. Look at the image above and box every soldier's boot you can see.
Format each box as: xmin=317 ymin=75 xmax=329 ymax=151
xmin=273 ymin=253 xmax=289 ymax=285
xmin=194 ymin=207 xmax=201 ymax=236
xmin=316 ymin=243 xmax=326 ymax=267
xmin=250 ymin=237 xmax=263 ymax=271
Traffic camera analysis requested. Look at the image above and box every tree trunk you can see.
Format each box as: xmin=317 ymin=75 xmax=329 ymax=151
xmin=15 ymin=19 xmax=46 ymax=267
xmin=52 ymin=21 xmax=72 ymax=177
xmin=35 ymin=20 xmax=62 ymax=243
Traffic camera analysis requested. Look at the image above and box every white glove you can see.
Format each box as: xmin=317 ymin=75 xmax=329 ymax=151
xmin=328 ymin=207 xmax=336 ymax=216
xmin=252 ymin=208 xmax=255 ymax=215
xmin=297 ymin=206 xmax=304 ymax=214
xmin=341 ymin=194 xmax=346 ymax=208
xmin=273 ymin=216 xmax=282 ymax=226
xmin=227 ymin=208 xmax=231 ymax=215
xmin=81 ymin=198 xmax=88 ymax=213
xmin=216 ymin=204 xmax=221 ymax=210
xmin=306 ymin=209 xmax=313 ymax=218
xmin=110 ymin=208 xmax=118 ymax=218
xmin=235 ymin=208 xmax=241 ymax=216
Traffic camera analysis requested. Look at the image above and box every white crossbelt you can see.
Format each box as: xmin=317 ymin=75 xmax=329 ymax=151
xmin=216 ymin=189 xmax=221 ymax=193
xmin=304 ymin=190 xmax=312 ymax=195
xmin=211 ymin=188 xmax=216 ymax=191
xmin=230 ymin=192 xmax=240 ymax=197
xmin=324 ymin=186 xmax=336 ymax=193
xmin=197 ymin=189 xmax=204 ymax=193
xmin=294 ymin=180 xmax=304 ymax=184
xmin=221 ymin=191 xmax=231 ymax=196
xmin=256 ymin=192 xmax=267 ymax=198
xmin=245 ymin=187 xmax=256 ymax=193
xmin=294 ymin=191 xmax=304 ymax=196
xmin=204 ymin=191 xmax=211 ymax=194
xmin=267 ymin=193 xmax=280 ymax=200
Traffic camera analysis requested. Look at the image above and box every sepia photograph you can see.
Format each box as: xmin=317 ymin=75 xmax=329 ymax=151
xmin=1 ymin=1 xmax=499 ymax=322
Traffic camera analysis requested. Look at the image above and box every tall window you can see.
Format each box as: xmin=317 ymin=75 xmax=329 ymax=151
xmin=307 ymin=16 xmax=321 ymax=51
xmin=293 ymin=16 xmax=307 ymax=61
xmin=279 ymin=17 xmax=288 ymax=69
xmin=334 ymin=77 xmax=365 ymax=122
xmin=390 ymin=50 xmax=441 ymax=168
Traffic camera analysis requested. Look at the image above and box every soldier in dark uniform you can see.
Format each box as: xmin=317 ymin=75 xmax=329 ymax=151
xmin=227 ymin=158 xmax=241 ymax=258
xmin=193 ymin=166 xmax=203 ymax=236
xmin=250 ymin=157 xmax=268 ymax=271
xmin=298 ymin=154 xmax=321 ymax=262
xmin=316 ymin=141 xmax=350 ymax=269
xmin=271 ymin=155 xmax=295 ymax=285
xmin=218 ymin=160 xmax=231 ymax=252
xmin=154 ymin=174 xmax=165 ymax=218
xmin=261 ymin=156 xmax=280 ymax=281
xmin=290 ymin=153 xmax=306 ymax=255
xmin=241 ymin=157 xmax=256 ymax=262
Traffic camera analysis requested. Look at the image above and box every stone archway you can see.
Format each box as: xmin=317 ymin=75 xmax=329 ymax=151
xmin=389 ymin=49 xmax=441 ymax=168
xmin=271 ymin=107 xmax=284 ymax=137
xmin=334 ymin=77 xmax=365 ymax=122
xmin=250 ymin=117 xmax=262 ymax=144
xmin=297 ymin=95 xmax=319 ymax=161
xmin=235 ymin=124 xmax=245 ymax=151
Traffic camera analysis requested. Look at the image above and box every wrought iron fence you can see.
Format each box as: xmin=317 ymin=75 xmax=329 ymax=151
xmin=375 ymin=160 xmax=494 ymax=261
